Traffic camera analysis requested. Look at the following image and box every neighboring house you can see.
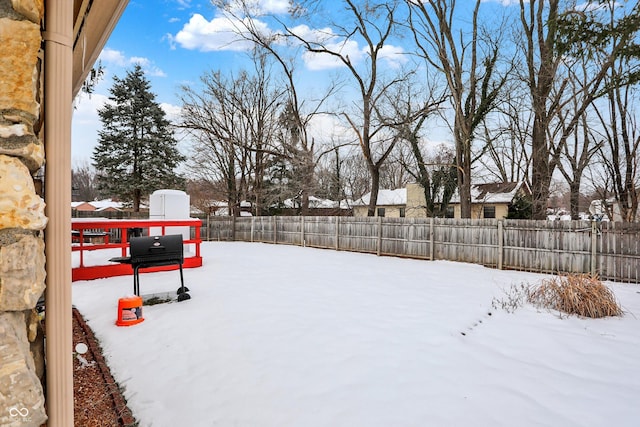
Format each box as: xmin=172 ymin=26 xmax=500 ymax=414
xmin=352 ymin=189 xmax=407 ymax=217
xmin=89 ymin=199 xmax=123 ymax=212
xmin=282 ymin=195 xmax=341 ymax=209
xmin=71 ymin=201 xmax=96 ymax=212
xmin=406 ymin=181 xmax=532 ymax=219
xmin=71 ymin=199 xmax=123 ymax=213
xmin=198 ymin=200 xmax=254 ymax=216
xmin=589 ymin=198 xmax=639 ymax=222
xmin=277 ymin=196 xmax=352 ymax=216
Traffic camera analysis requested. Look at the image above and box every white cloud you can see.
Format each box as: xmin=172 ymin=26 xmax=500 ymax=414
xmin=72 ymin=93 xmax=110 ymax=162
xmin=291 ymin=25 xmax=405 ymax=71
xmin=289 ymin=25 xmax=364 ymax=70
xmin=174 ymin=0 xmax=192 ymax=9
xmin=289 ymin=24 xmax=338 ymax=45
xmin=129 ymin=56 xmax=150 ymax=67
xmin=99 ymin=48 xmax=127 ymax=66
xmin=172 ymin=13 xmax=265 ymax=52
xmin=377 ymin=44 xmax=408 ymax=69
xmin=302 ymin=39 xmax=365 ymax=70
xmin=227 ymin=0 xmax=290 ymax=15
xmin=173 ymin=12 xmax=404 ymax=72
xmin=98 ymin=48 xmax=167 ymax=77
xmin=480 ymin=0 xmax=524 ymax=6
xmin=73 ymin=93 xmax=109 ymax=122
xmin=160 ymin=102 xmax=183 ymax=123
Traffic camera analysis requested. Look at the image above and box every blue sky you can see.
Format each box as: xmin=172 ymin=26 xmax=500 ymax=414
xmin=73 ymin=1 xmax=226 ymax=163
xmin=71 ymin=0 xmax=516 ymax=165
xmin=71 ymin=0 xmax=438 ymax=165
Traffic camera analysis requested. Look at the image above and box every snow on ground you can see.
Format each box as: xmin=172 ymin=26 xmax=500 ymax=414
xmin=72 ymin=242 xmax=640 ymax=427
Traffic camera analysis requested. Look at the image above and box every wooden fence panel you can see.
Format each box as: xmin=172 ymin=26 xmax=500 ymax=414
xmin=303 ymin=216 xmax=337 ymax=249
xmin=277 ymin=216 xmax=302 ymax=245
xmin=402 ymin=218 xmax=431 ymax=259
xmin=502 ymin=220 xmax=592 ymax=274
xmin=337 ymin=217 xmax=378 ymax=253
xmin=203 ymin=216 xmax=640 ymax=283
xmin=431 ymin=219 xmax=497 ymax=267
xmin=380 ymin=218 xmax=408 ymax=257
xmin=598 ymin=222 xmax=640 ymax=283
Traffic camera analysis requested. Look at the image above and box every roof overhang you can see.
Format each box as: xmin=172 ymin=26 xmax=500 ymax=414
xmin=72 ymin=0 xmax=129 ymax=97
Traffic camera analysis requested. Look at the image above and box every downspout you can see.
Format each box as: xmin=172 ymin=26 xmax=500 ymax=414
xmin=43 ymin=1 xmax=74 ymax=425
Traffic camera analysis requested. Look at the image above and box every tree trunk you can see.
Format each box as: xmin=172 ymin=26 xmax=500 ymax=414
xmin=368 ymin=166 xmax=380 ymax=217
xmin=456 ymin=136 xmax=472 ymax=218
xmin=569 ymin=180 xmax=581 ymax=220
xmin=133 ymin=188 xmax=141 ymax=212
xmin=531 ymin=115 xmax=551 ymax=219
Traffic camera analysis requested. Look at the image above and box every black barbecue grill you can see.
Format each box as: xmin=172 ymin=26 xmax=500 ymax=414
xmin=109 ymin=234 xmax=191 ymax=302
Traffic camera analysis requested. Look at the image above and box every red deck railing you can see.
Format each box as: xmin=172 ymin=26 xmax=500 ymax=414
xmin=71 ymin=218 xmax=202 ymax=281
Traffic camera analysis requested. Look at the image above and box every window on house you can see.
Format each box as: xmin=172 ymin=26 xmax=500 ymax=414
xmin=445 ymin=206 xmax=454 ymax=218
xmin=399 ymin=207 xmax=405 ymax=218
xmin=377 ymin=208 xmax=386 ymax=217
xmin=483 ymin=206 xmax=496 ymax=219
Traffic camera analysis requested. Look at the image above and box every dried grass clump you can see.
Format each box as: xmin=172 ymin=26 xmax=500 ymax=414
xmin=527 ymin=274 xmax=623 ymax=318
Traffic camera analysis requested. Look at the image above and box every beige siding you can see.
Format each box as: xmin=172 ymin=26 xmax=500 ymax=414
xmin=406 ymin=183 xmax=427 ymax=218
xmin=468 ymin=203 xmax=509 ymax=219
xmin=353 ymin=206 xmax=368 ymax=217
xmin=353 ymin=205 xmax=405 ymax=218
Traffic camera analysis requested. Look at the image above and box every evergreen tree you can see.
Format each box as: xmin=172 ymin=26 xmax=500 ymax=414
xmin=92 ymin=65 xmax=185 ymax=211
xmin=507 ymin=193 xmax=533 ymax=220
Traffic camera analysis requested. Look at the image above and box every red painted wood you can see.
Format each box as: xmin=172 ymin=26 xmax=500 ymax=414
xmin=71 ymin=219 xmax=203 ymax=281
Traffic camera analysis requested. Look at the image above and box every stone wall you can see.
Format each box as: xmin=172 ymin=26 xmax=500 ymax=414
xmin=0 ymin=0 xmax=48 ymax=426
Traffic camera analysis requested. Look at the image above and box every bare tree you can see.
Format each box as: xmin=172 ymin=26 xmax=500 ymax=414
xmin=383 ymin=73 xmax=450 ymax=216
xmin=519 ymin=0 xmax=640 ymax=219
xmin=178 ymin=51 xmax=286 ymax=215
xmin=594 ymin=82 xmax=640 ymax=222
xmin=476 ymin=83 xmax=532 ymax=185
xmin=407 ymin=0 xmax=509 ymax=218
xmin=554 ymin=69 xmax=603 ymax=219
xmin=71 ymin=161 xmax=99 ymax=202
xmin=342 ymin=148 xmax=372 ymax=202
xmin=280 ymin=0 xmax=411 ymax=216
xmin=215 ymin=0 xmax=345 ymax=214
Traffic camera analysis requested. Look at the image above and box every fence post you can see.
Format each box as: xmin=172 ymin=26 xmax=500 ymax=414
xmin=498 ymin=220 xmax=504 ymax=270
xmin=430 ymin=217 xmax=434 ymax=260
xmin=335 ymin=216 xmax=340 ymax=250
xmin=301 ymin=216 xmax=305 ymax=247
xmin=591 ymin=221 xmax=597 ymax=277
xmin=377 ymin=216 xmax=382 ymax=256
xmin=250 ymin=217 xmax=254 ymax=242
xmin=273 ymin=216 xmax=278 ymax=244
xmin=232 ymin=215 xmax=237 ymax=241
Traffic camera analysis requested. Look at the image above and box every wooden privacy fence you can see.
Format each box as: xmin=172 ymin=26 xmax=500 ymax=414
xmin=204 ymin=216 xmax=640 ymax=283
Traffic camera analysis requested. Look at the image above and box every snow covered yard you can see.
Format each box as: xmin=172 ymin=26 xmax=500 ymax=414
xmin=72 ymin=242 xmax=640 ymax=427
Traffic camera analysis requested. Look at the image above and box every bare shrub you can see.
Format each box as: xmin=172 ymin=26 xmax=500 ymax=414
xmin=527 ymin=274 xmax=623 ymax=318
xmin=492 ymin=283 xmax=529 ymax=313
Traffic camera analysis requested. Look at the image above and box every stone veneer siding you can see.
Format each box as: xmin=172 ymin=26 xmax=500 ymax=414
xmin=0 ymin=0 xmax=49 ymax=426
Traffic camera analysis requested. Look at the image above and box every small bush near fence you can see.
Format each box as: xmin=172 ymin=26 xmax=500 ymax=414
xmin=528 ymin=274 xmax=623 ymax=318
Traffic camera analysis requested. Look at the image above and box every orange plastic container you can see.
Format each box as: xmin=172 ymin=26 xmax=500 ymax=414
xmin=115 ymin=296 xmax=144 ymax=326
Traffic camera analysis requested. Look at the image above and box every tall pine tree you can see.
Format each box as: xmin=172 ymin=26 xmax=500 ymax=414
xmin=93 ymin=65 xmax=185 ymax=211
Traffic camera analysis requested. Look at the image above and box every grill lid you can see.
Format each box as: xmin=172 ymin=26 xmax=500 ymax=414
xmin=129 ymin=235 xmax=184 ymax=265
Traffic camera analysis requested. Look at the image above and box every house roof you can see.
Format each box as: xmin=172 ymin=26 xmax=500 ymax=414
xmin=450 ymin=182 xmax=529 ymax=204
xmin=353 ymin=189 xmax=407 ymax=207
xmin=281 ymin=196 xmax=344 ymax=209
xmin=71 ymin=199 xmax=123 ymax=211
